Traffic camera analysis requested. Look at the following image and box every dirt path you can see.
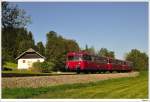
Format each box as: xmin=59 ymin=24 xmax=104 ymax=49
xmin=2 ymin=72 xmax=139 ymax=88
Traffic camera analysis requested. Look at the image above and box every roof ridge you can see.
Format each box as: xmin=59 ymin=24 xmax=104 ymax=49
xmin=26 ymin=48 xmax=36 ymax=52
xmin=16 ymin=48 xmax=45 ymax=60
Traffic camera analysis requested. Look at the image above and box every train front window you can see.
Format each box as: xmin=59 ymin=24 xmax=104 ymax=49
xmin=82 ymin=55 xmax=92 ymax=61
xmin=67 ymin=56 xmax=81 ymax=61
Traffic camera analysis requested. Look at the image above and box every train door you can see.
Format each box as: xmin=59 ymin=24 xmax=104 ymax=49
xmin=107 ymin=58 xmax=112 ymax=70
xmin=82 ymin=54 xmax=92 ymax=70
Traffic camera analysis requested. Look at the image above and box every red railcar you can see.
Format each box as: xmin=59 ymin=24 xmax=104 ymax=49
xmin=66 ymin=51 xmax=132 ymax=73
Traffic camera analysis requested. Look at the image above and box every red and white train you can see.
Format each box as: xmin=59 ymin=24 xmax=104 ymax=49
xmin=66 ymin=51 xmax=133 ymax=73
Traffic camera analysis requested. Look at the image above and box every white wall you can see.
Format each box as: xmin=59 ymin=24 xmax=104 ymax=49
xmin=18 ymin=58 xmax=45 ymax=69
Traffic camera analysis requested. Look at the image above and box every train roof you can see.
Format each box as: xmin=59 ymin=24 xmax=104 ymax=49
xmin=67 ymin=51 xmax=91 ymax=56
xmin=67 ymin=51 xmax=132 ymax=63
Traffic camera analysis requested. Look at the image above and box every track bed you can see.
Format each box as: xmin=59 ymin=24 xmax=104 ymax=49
xmin=2 ymin=72 xmax=139 ymax=88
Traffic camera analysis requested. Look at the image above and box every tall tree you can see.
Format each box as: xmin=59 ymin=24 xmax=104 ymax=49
xmin=84 ymin=44 xmax=96 ymax=54
xmin=45 ymin=31 xmax=58 ymax=62
xmin=36 ymin=42 xmax=45 ymax=56
xmin=109 ymin=51 xmax=115 ymax=58
xmin=18 ymin=40 xmax=34 ymax=55
xmin=2 ymin=28 xmax=18 ymax=62
xmin=98 ymin=48 xmax=115 ymax=58
xmin=85 ymin=44 xmax=88 ymax=51
xmin=45 ymin=31 xmax=80 ymax=71
xmin=65 ymin=40 xmax=80 ymax=52
xmin=125 ymin=49 xmax=148 ymax=71
xmin=2 ymin=2 xmax=32 ymax=64
xmin=15 ymin=28 xmax=34 ymax=56
xmin=2 ymin=2 xmax=31 ymax=28
xmin=87 ymin=46 xmax=96 ymax=55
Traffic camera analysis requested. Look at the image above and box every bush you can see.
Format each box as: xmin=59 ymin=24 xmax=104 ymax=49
xmin=3 ymin=62 xmax=17 ymax=71
xmin=2 ymin=67 xmax=12 ymax=71
xmin=30 ymin=61 xmax=54 ymax=73
xmin=125 ymin=49 xmax=148 ymax=71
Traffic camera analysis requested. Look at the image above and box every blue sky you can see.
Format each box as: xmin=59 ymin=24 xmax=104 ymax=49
xmin=13 ymin=2 xmax=148 ymax=59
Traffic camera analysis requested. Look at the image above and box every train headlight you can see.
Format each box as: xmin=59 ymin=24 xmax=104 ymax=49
xmin=65 ymin=65 xmax=68 ymax=69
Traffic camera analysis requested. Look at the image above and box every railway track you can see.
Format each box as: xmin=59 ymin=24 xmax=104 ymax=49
xmin=2 ymin=71 xmax=139 ymax=89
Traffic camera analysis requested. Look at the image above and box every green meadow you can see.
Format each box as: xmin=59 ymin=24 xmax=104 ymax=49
xmin=2 ymin=71 xmax=148 ymax=99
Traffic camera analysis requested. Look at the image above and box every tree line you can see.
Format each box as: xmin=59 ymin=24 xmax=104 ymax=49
xmin=2 ymin=2 xmax=148 ymax=71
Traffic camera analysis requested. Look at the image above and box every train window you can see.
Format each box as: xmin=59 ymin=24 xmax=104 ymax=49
xmin=108 ymin=59 xmax=112 ymax=63
xmin=118 ymin=61 xmax=120 ymax=64
xmin=118 ymin=61 xmax=122 ymax=65
xmin=95 ymin=57 xmax=107 ymax=63
xmin=111 ymin=59 xmax=116 ymax=64
xmin=114 ymin=60 xmax=121 ymax=65
xmin=82 ymin=55 xmax=92 ymax=61
xmin=127 ymin=62 xmax=132 ymax=66
xmin=68 ymin=56 xmax=80 ymax=61
xmin=115 ymin=60 xmax=118 ymax=64
xmin=124 ymin=62 xmax=126 ymax=65
xmin=91 ymin=56 xmax=95 ymax=61
xmin=68 ymin=56 xmax=74 ymax=61
xmin=103 ymin=59 xmax=107 ymax=63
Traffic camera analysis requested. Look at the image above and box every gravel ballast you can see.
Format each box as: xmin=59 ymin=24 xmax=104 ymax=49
xmin=2 ymin=72 xmax=139 ymax=88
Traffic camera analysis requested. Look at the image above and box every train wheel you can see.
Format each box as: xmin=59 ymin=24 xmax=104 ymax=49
xmin=98 ymin=71 xmax=102 ymax=74
xmin=122 ymin=70 xmax=126 ymax=73
xmin=117 ymin=70 xmax=120 ymax=73
xmin=91 ymin=71 xmax=96 ymax=74
xmin=91 ymin=71 xmax=94 ymax=74
xmin=76 ymin=68 xmax=80 ymax=74
xmin=84 ymin=71 xmax=89 ymax=74
xmin=103 ymin=70 xmax=106 ymax=73
xmin=109 ymin=70 xmax=112 ymax=73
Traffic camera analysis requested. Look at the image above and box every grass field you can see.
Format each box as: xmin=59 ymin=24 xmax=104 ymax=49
xmin=3 ymin=62 xmax=17 ymax=69
xmin=2 ymin=71 xmax=148 ymax=99
xmin=2 ymin=61 xmax=52 ymax=77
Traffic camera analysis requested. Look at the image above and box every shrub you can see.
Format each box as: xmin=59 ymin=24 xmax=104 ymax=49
xmin=125 ymin=49 xmax=148 ymax=71
xmin=3 ymin=62 xmax=17 ymax=71
xmin=30 ymin=61 xmax=54 ymax=73
xmin=2 ymin=67 xmax=12 ymax=71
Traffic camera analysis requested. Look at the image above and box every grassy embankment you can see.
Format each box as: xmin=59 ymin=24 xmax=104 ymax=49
xmin=2 ymin=62 xmax=75 ymax=77
xmin=2 ymin=71 xmax=148 ymax=99
xmin=2 ymin=62 xmax=52 ymax=77
xmin=3 ymin=62 xmax=17 ymax=70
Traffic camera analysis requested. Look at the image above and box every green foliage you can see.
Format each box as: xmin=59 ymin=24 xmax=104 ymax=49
xmin=125 ymin=49 xmax=148 ymax=71
xmin=84 ymin=45 xmax=96 ymax=55
xmin=85 ymin=44 xmax=88 ymax=51
xmin=2 ymin=71 xmax=148 ymax=98
xmin=97 ymin=48 xmax=115 ymax=58
xmin=45 ymin=31 xmax=80 ymax=71
xmin=16 ymin=29 xmax=35 ymax=56
xmin=18 ymin=40 xmax=34 ymax=55
xmin=3 ymin=62 xmax=17 ymax=71
xmin=2 ymin=27 xmax=35 ymax=64
xmin=2 ymin=28 xmax=18 ymax=63
xmin=2 ymin=2 xmax=34 ymax=65
xmin=2 ymin=2 xmax=31 ymax=28
xmin=65 ymin=39 xmax=80 ymax=52
xmin=31 ymin=61 xmax=54 ymax=73
xmin=36 ymin=42 xmax=45 ymax=56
